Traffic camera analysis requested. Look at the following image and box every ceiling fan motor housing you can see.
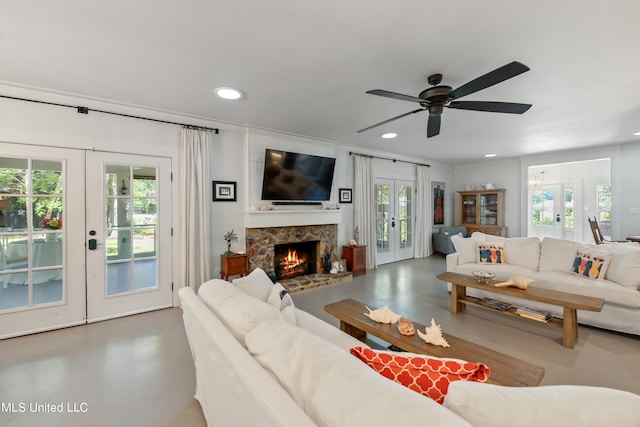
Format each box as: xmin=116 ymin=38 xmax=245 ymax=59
xmin=419 ymin=86 xmax=452 ymax=115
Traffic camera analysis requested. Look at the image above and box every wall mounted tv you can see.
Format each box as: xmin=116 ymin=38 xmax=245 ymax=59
xmin=261 ymin=149 xmax=336 ymax=202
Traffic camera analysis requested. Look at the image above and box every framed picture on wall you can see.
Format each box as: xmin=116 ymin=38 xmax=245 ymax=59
xmin=339 ymin=188 xmax=352 ymax=203
xmin=213 ymin=181 xmax=237 ymax=201
xmin=432 ymin=181 xmax=445 ymax=226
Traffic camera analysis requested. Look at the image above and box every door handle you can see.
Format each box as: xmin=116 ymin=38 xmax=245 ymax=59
xmin=391 ymin=217 xmax=396 ymax=227
xmin=88 ymin=239 xmax=103 ymax=250
xmin=556 ymin=214 xmax=561 ymax=223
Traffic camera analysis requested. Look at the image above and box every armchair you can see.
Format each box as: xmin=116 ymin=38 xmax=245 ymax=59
xmin=432 ymin=226 xmax=469 ymax=255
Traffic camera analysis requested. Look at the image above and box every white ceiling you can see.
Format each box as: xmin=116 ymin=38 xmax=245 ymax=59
xmin=2 ymin=1 xmax=639 ymax=163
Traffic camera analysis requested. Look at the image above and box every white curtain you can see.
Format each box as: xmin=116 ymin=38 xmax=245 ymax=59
xmin=353 ymin=155 xmax=377 ymax=269
xmin=414 ymin=164 xmax=432 ymax=257
xmin=179 ymin=128 xmax=214 ymax=290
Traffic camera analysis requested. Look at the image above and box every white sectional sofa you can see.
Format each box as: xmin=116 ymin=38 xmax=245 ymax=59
xmin=178 ymin=268 xmax=640 ymax=427
xmin=447 ymin=232 xmax=640 ymax=336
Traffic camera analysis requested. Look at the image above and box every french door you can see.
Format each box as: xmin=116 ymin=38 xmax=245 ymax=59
xmin=0 ymin=145 xmax=173 ymax=338
xmin=0 ymin=143 xmax=86 ymax=338
xmin=374 ymin=179 xmax=414 ymax=265
xmin=85 ymin=152 xmax=172 ymax=322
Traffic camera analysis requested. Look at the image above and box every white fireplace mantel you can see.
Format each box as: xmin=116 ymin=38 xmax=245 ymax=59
xmin=244 ymin=209 xmax=343 ymax=228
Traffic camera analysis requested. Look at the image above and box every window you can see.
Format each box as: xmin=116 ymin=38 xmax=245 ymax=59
xmin=597 ymin=184 xmax=611 ymax=238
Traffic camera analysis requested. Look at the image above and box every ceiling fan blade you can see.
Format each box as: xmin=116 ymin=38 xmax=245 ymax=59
xmin=427 ymin=114 xmax=441 ymax=138
xmin=448 ymin=61 xmax=530 ymax=101
xmin=448 ymin=101 xmax=532 ymax=114
xmin=357 ymin=108 xmax=425 ymax=133
xmin=366 ymin=89 xmax=426 ymax=104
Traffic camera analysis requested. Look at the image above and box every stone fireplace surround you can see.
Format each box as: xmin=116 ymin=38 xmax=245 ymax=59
xmin=246 ymin=224 xmax=352 ymax=293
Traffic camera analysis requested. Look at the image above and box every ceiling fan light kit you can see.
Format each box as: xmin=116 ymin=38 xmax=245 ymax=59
xmin=358 ymin=61 xmax=532 ymax=138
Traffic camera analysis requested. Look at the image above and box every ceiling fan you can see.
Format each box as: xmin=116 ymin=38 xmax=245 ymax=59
xmin=358 ymin=61 xmax=532 ymax=138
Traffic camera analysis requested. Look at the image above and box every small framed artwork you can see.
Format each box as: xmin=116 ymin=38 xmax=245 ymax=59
xmin=213 ymin=181 xmax=237 ymax=202
xmin=432 ymin=181 xmax=445 ymax=226
xmin=339 ymin=188 xmax=352 ymax=203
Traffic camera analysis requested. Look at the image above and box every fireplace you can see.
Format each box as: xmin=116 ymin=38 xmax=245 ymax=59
xmin=246 ymin=224 xmax=351 ymax=293
xmin=274 ymin=240 xmax=318 ymax=280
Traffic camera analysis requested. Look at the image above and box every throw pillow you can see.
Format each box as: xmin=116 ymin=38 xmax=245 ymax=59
xmin=232 ymin=267 xmax=275 ymax=301
xmin=197 ymin=279 xmax=283 ymax=345
xmin=570 ymin=247 xmax=611 ymax=280
xmin=267 ymin=282 xmax=296 ymax=324
xmin=349 ymin=347 xmax=490 ymax=404
xmin=451 ymin=235 xmax=479 ymax=265
xmin=478 ymin=244 xmax=505 ymax=264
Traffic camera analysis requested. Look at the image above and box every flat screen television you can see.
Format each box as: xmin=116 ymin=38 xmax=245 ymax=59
xmin=261 ymin=149 xmax=336 ymax=201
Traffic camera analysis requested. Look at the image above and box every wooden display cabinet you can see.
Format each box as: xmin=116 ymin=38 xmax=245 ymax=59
xmin=458 ymin=189 xmax=507 ymax=237
xmin=220 ymin=253 xmax=249 ymax=280
xmin=342 ymin=245 xmax=366 ymax=276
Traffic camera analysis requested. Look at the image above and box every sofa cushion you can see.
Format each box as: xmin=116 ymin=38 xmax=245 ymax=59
xmin=471 ymin=231 xmax=507 ymax=245
xmin=533 ymin=271 xmax=640 ymax=309
xmin=570 ymin=247 xmax=611 ymax=280
xmin=294 ymin=309 xmax=369 ymax=351
xmin=503 ymin=237 xmax=541 ymax=270
xmin=451 ymin=235 xmax=478 ymax=265
xmin=198 ymin=279 xmax=283 ymax=345
xmin=349 ymin=347 xmax=490 ymax=404
xmin=267 ymin=282 xmax=296 ymax=324
xmin=246 ymin=320 xmax=473 ymax=427
xmin=232 ymin=267 xmax=275 ymax=301
xmin=606 ymin=242 xmax=640 ymax=289
xmin=444 ymin=381 xmax=640 ymax=427
xmin=539 ymin=237 xmax=579 ymax=273
xmin=478 ymin=244 xmax=505 ymax=264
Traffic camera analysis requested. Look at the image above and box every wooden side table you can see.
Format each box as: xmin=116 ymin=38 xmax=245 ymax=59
xmin=343 ymin=245 xmax=366 ymax=276
xmin=220 ymin=253 xmax=248 ymax=281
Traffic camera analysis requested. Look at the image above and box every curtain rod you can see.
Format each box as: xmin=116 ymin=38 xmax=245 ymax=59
xmin=0 ymin=94 xmax=219 ymax=133
xmin=349 ymin=151 xmax=430 ymax=167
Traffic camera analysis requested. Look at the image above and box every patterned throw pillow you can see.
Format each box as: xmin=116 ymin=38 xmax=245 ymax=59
xmin=478 ymin=244 xmax=505 ymax=264
xmin=349 ymin=347 xmax=490 ymax=404
xmin=570 ymin=250 xmax=611 ymax=280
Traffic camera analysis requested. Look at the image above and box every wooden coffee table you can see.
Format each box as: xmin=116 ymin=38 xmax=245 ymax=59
xmin=437 ymin=272 xmax=605 ymax=348
xmin=324 ymin=298 xmax=545 ymax=387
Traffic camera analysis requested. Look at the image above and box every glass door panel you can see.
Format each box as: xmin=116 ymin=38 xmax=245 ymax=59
xmin=0 ymin=144 xmax=85 ymax=339
xmin=86 ymin=152 xmax=171 ymax=322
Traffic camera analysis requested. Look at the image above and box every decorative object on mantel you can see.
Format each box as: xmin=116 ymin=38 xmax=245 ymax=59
xmin=494 ymin=275 xmax=534 ymax=290
xmin=353 ymin=226 xmax=359 ymax=244
xmin=480 ymin=183 xmax=495 ymax=190
xmin=338 ymin=188 xmax=352 ymax=203
xmin=397 ymin=318 xmax=415 ymax=336
xmin=364 ymin=305 xmax=402 ymax=324
xmin=348 ymin=239 xmax=357 ymax=246
xmin=465 ymin=183 xmax=475 ymax=191
xmin=417 ymin=318 xmax=450 ymax=347
xmin=257 ymin=202 xmax=274 ymax=211
xmin=223 ymin=230 xmax=238 ymax=255
xmin=212 ymin=181 xmax=237 ymax=202
xmin=322 ymin=203 xmax=340 ymax=210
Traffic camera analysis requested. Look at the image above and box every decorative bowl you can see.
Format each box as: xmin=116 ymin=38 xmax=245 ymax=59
xmin=472 ymin=271 xmax=496 ymax=284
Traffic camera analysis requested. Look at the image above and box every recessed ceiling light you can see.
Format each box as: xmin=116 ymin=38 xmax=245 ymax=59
xmin=214 ymin=87 xmax=244 ymax=100
xmin=633 ymin=131 xmax=640 ymax=136
xmin=381 ymin=133 xmax=397 ymax=139
xmin=484 ymin=153 xmax=498 ymax=158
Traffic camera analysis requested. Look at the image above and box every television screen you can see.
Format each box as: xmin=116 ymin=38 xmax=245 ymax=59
xmin=261 ymin=149 xmax=336 ymax=201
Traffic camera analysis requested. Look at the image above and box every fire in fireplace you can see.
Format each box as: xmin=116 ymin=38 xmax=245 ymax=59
xmin=274 ymin=241 xmax=318 ymax=280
